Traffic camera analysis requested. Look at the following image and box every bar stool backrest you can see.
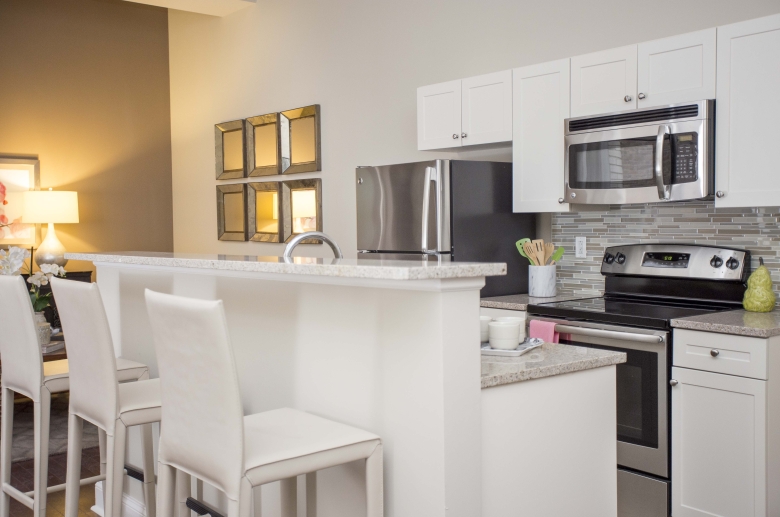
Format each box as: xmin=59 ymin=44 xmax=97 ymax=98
xmin=144 ymin=289 xmax=245 ymax=499
xmin=0 ymin=276 xmax=43 ymax=400
xmin=50 ymin=278 xmax=120 ymax=431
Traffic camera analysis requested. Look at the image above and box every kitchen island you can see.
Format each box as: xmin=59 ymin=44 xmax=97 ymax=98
xmin=67 ymin=251 xmax=621 ymax=517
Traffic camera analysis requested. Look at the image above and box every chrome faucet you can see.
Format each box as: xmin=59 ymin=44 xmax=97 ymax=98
xmin=282 ymin=231 xmax=344 ymax=259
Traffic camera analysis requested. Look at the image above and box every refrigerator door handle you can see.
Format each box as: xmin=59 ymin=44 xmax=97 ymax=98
xmin=421 ymin=166 xmax=437 ymax=253
xmin=434 ymin=164 xmax=443 ymax=252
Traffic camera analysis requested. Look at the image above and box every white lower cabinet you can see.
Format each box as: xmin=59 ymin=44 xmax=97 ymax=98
xmin=671 ymin=366 xmax=766 ymax=517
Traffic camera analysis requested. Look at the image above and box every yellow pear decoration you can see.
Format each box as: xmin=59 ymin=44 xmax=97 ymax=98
xmin=743 ymin=258 xmax=776 ymax=313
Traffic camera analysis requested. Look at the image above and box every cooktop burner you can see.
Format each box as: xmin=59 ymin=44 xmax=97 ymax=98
xmin=528 ymin=296 xmax=734 ymax=330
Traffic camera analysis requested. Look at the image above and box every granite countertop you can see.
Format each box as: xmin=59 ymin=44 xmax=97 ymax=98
xmin=65 ymin=252 xmax=506 ymax=281
xmin=671 ymin=309 xmax=780 ymax=338
xmin=481 ymin=343 xmax=626 ymax=388
xmin=480 ymin=291 xmax=589 ymax=311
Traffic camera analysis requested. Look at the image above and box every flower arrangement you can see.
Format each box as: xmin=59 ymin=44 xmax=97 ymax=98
xmin=28 ymin=263 xmax=66 ymax=312
xmin=0 ymin=246 xmax=29 ymax=276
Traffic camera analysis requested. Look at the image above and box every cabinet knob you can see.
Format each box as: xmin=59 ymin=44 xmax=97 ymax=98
xmin=461 ymin=133 xmax=467 ymax=138
xmin=452 ymin=134 xmax=459 ymax=139
xmin=711 ymin=349 xmax=720 ymax=357
xmin=669 ymin=379 xmax=678 ymax=386
xmin=638 ymin=93 xmax=646 ymax=100
xmin=357 ymin=178 xmax=363 ymax=185
xmin=558 ymin=198 xmax=565 ymax=204
xmin=570 ymin=192 xmax=577 ymax=199
xmin=716 ymin=191 xmax=725 ymax=198
xmin=624 ymin=95 xmax=633 ymax=102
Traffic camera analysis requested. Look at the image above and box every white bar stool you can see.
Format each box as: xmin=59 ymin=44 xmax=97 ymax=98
xmin=51 ymin=278 xmax=162 ymax=517
xmin=0 ymin=276 xmax=150 ymax=517
xmin=144 ymin=290 xmax=384 ymax=517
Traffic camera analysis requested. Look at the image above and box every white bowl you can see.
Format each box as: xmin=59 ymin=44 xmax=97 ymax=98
xmin=493 ymin=317 xmax=526 ymax=342
xmin=480 ymin=316 xmax=492 ymax=343
xmin=489 ymin=337 xmax=520 ymax=350
xmin=488 ymin=321 xmax=521 ymax=348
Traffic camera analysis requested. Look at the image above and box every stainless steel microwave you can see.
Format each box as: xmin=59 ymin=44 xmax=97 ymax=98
xmin=564 ymin=100 xmax=714 ymax=205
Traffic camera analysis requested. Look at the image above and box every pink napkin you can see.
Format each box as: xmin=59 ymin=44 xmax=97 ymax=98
xmin=529 ymin=320 xmax=559 ymax=343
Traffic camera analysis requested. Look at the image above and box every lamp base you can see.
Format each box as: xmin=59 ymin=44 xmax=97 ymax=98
xmin=35 ymin=222 xmax=68 ymax=268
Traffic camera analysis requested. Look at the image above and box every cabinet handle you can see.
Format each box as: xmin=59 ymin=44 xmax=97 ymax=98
xmin=638 ymin=93 xmax=646 ymax=100
xmin=461 ymin=133 xmax=467 ymax=138
xmin=716 ymin=191 xmax=725 ymax=198
xmin=624 ymin=95 xmax=633 ymax=102
xmin=670 ymin=379 xmax=678 ymax=386
xmin=558 ymin=198 xmax=565 ymax=204
xmin=711 ymin=349 xmax=720 ymax=357
xmin=452 ymin=134 xmax=459 ymax=139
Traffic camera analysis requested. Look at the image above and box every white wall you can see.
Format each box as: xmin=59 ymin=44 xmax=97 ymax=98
xmin=168 ymin=0 xmax=780 ymax=258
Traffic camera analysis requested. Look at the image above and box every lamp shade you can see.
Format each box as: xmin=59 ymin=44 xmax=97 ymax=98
xmin=22 ymin=190 xmax=79 ymax=224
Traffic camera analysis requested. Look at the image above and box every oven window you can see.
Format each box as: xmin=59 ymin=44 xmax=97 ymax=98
xmin=560 ymin=338 xmax=659 ymax=449
xmin=569 ymin=136 xmax=670 ymax=189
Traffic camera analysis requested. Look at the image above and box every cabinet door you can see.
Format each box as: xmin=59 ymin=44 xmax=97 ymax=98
xmin=417 ymin=79 xmax=462 ymax=150
xmin=672 ymin=367 xmax=766 ymax=517
xmin=461 ymin=70 xmax=512 ymax=146
xmin=637 ymin=28 xmax=716 ymax=108
xmin=512 ymin=59 xmax=570 ymax=213
xmin=570 ymin=45 xmax=637 ymax=117
xmin=715 ymin=14 xmax=780 ymax=208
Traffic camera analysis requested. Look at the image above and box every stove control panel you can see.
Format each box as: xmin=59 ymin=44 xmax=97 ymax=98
xmin=601 ymin=244 xmax=749 ymax=281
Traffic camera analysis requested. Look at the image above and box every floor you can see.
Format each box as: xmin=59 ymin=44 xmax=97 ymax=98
xmin=8 ymin=447 xmax=101 ymax=517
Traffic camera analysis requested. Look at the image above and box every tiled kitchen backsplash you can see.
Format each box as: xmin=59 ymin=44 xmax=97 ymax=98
xmin=552 ymin=202 xmax=780 ymax=296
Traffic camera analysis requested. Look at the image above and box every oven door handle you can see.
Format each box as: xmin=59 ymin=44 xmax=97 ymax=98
xmin=555 ymin=324 xmax=664 ymax=344
xmin=654 ymin=124 xmax=671 ymax=201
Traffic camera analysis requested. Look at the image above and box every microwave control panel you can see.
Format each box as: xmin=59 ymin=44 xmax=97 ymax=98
xmin=672 ymin=132 xmax=698 ymax=184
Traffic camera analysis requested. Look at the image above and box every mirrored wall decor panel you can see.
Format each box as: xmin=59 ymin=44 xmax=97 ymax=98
xmin=215 ymin=120 xmax=246 ymax=180
xmin=246 ymin=181 xmax=284 ymax=242
xmin=245 ymin=113 xmax=281 ymax=177
xmin=279 ymin=105 xmax=321 ymax=174
xmin=216 ymin=184 xmax=247 ymax=241
xmin=281 ymin=178 xmax=322 ymax=243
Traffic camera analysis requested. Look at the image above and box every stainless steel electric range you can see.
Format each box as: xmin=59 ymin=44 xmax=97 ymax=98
xmin=527 ymin=244 xmax=750 ymax=517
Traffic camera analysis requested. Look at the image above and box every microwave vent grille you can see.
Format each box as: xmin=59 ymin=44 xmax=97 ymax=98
xmin=568 ymin=105 xmax=700 ymax=132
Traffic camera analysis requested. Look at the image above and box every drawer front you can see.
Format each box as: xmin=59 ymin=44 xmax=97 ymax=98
xmin=673 ymin=329 xmax=767 ymax=380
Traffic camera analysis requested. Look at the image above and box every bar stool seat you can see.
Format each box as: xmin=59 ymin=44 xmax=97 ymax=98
xmin=41 ymin=357 xmax=150 ymax=393
xmin=117 ymin=378 xmax=162 ymax=426
xmin=243 ymin=408 xmax=380 ymax=487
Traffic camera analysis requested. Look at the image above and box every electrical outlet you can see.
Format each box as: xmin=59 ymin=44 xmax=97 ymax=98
xmin=575 ymin=237 xmax=587 ymax=258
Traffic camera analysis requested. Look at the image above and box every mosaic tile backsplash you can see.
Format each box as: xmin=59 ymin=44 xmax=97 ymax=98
xmin=551 ymin=202 xmax=780 ymax=296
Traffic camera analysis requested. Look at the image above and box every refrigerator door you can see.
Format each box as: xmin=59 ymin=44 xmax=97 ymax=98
xmin=356 ymin=160 xmax=451 ymax=253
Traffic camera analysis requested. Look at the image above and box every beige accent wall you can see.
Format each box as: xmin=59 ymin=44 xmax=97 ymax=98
xmin=168 ymin=1 xmax=780 ymax=259
xmin=0 ymin=0 xmax=173 ymax=274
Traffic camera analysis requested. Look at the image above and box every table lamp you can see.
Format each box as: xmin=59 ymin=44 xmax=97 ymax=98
xmin=22 ymin=189 xmax=79 ymax=267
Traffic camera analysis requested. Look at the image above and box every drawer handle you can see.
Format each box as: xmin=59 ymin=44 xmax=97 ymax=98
xmin=711 ymin=349 xmax=720 ymax=357
xmin=670 ymin=379 xmax=678 ymax=386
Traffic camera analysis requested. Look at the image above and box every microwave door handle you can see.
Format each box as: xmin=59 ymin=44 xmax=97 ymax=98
xmin=421 ymin=166 xmax=436 ymax=253
xmin=655 ymin=125 xmax=671 ymax=200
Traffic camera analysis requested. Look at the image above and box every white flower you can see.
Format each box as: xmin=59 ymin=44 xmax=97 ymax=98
xmin=39 ymin=264 xmax=66 ymax=277
xmin=27 ymin=271 xmax=45 ymax=287
xmin=0 ymin=247 xmax=30 ymax=276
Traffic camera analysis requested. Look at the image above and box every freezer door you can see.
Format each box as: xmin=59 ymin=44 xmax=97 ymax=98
xmin=356 ymin=160 xmax=450 ymax=253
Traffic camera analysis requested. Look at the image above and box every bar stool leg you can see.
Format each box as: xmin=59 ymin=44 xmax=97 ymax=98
xmin=32 ymin=388 xmax=52 ymax=517
xmin=64 ymin=413 xmax=84 ymax=517
xmin=192 ymin=478 xmax=203 ymax=517
xmin=105 ymin=421 xmax=127 ymax=517
xmin=157 ymin=463 xmax=176 ymax=517
xmin=0 ymin=388 xmax=14 ymax=517
xmin=279 ymin=478 xmax=297 ymax=517
xmin=141 ymin=423 xmax=157 ymax=517
xmin=175 ymin=470 xmax=191 ymax=517
xmin=238 ymin=477 xmax=253 ymax=517
xmin=365 ymin=443 xmax=383 ymax=517
xmin=305 ymin=472 xmax=317 ymax=517
xmin=251 ymin=484 xmax=262 ymax=517
xmin=99 ymin=427 xmax=108 ymax=510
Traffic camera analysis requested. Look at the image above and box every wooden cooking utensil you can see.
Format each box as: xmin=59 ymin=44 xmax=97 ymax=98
xmin=532 ymin=239 xmax=545 ymax=266
xmin=544 ymin=242 xmax=555 ymax=265
xmin=522 ymin=241 xmax=539 ymax=265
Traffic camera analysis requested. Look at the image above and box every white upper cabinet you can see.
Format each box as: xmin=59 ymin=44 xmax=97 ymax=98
xmin=512 ymin=59 xmax=570 ymax=213
xmin=417 ymin=79 xmax=462 ymax=150
xmin=417 ymin=72 xmax=511 ymax=150
xmin=637 ymin=28 xmax=716 ymax=108
xmin=715 ymin=13 xmax=780 ymax=208
xmin=461 ymin=70 xmax=513 ymax=146
xmin=570 ymin=45 xmax=638 ymax=117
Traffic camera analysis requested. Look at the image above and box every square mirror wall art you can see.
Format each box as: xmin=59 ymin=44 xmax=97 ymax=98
xmin=216 ymin=184 xmax=247 ymax=241
xmin=280 ymin=105 xmax=321 ymax=175
xmin=215 ymin=120 xmax=245 ymax=180
xmin=247 ymin=181 xmax=286 ymax=242
xmin=282 ymin=178 xmax=322 ymax=243
xmin=245 ymin=113 xmax=280 ymax=177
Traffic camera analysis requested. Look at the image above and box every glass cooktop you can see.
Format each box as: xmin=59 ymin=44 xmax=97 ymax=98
xmin=528 ymin=296 xmax=734 ymax=330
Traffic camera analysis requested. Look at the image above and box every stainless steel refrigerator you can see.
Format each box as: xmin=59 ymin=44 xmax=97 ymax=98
xmin=356 ymin=159 xmax=536 ymax=297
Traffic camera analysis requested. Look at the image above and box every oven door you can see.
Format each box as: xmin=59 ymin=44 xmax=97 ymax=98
xmin=530 ymin=317 xmax=670 ymax=478
xmin=565 ymin=119 xmax=710 ymax=205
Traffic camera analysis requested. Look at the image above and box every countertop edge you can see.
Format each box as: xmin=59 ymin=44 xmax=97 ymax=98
xmin=670 ymin=318 xmax=780 ymax=338
xmin=481 ymin=350 xmax=626 ymax=389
